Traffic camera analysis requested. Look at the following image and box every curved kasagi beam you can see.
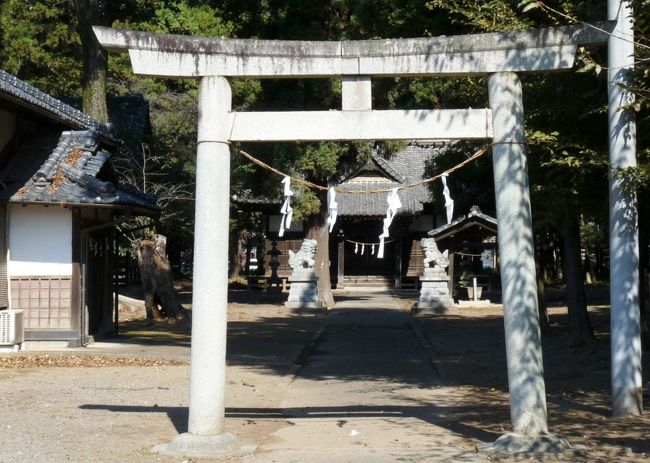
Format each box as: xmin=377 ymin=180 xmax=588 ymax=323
xmin=93 ymin=22 xmax=614 ymax=78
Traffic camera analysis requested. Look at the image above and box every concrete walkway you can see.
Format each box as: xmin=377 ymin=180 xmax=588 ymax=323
xmin=242 ymin=291 xmax=485 ymax=463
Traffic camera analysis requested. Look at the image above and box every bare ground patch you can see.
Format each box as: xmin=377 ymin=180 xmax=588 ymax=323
xmin=405 ymin=298 xmax=650 ymax=462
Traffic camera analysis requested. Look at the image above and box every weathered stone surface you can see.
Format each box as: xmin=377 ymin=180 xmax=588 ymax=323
xmin=94 ymin=22 xmax=613 ymax=78
xmin=288 ymin=240 xmax=317 ymax=271
xmin=413 ymin=274 xmax=455 ymax=314
xmin=608 ymin=0 xmax=642 ymax=418
xmin=490 ymin=72 xmax=548 ymax=435
xmin=420 ymin=238 xmax=449 ymax=275
xmin=228 ymin=109 xmax=492 ymax=142
xmin=153 ymin=432 xmax=256 ymax=458
xmin=479 ymin=432 xmax=583 ymax=456
xmin=188 ymin=76 xmax=232 ymax=436
xmin=342 ymin=76 xmax=371 ymax=111
xmin=285 ymin=272 xmax=323 ymax=311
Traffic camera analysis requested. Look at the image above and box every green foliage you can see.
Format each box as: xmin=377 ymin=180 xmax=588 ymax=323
xmin=291 ymin=189 xmax=322 ymax=221
xmin=426 ymin=0 xmax=532 ymax=32
xmin=112 ymin=1 xmax=235 ymax=36
xmin=0 ymin=0 xmax=82 ymax=96
xmin=1 ymin=0 xmax=649 ymax=274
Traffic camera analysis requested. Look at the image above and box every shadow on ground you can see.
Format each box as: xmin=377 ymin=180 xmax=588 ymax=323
xmin=109 ymin=287 xmax=649 ymax=459
xmin=410 ymin=299 xmax=650 ymax=457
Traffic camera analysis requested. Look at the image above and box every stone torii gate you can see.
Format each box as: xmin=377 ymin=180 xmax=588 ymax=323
xmin=94 ymin=10 xmax=639 ymax=457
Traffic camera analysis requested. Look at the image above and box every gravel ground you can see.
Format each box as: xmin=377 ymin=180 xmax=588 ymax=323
xmin=0 ymin=288 xmax=325 ymax=463
xmin=0 ymin=287 xmax=648 ymax=463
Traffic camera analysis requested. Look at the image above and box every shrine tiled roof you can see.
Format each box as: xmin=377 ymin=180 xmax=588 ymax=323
xmin=428 ymin=205 xmax=497 ymax=240
xmin=64 ymin=93 xmax=150 ymax=165
xmin=0 ymin=69 xmax=110 ymax=137
xmin=337 ymin=144 xmax=441 ymax=217
xmin=233 ymin=143 xmax=447 ymax=217
xmin=0 ymin=70 xmax=159 ymax=213
xmin=0 ymin=128 xmax=159 ymax=213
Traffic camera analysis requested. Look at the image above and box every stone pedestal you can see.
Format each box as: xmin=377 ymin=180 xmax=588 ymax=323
xmin=479 ymin=432 xmax=583 ymax=458
xmin=154 ymin=432 xmax=256 ymax=458
xmin=285 ymin=271 xmax=323 ymax=311
xmin=413 ymin=269 xmax=455 ymax=314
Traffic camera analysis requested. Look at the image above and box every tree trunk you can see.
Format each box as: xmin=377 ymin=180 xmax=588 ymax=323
xmin=74 ymin=0 xmax=108 ymax=123
xmin=134 ymin=234 xmax=189 ymax=322
xmin=229 ymin=227 xmax=247 ymax=278
xmin=306 ymin=197 xmax=335 ymax=308
xmin=562 ymin=217 xmax=594 ymax=347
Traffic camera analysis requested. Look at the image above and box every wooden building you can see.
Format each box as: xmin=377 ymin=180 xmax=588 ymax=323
xmin=428 ymin=205 xmax=498 ymax=298
xmin=260 ymin=144 xmax=452 ymax=288
xmin=0 ymin=70 xmax=158 ymax=347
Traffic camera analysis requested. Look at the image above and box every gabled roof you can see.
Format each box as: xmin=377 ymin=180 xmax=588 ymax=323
xmin=339 ymin=155 xmax=405 ymax=184
xmin=337 ymin=144 xmax=444 ymax=217
xmin=0 ymin=128 xmax=159 ymax=213
xmin=65 ymin=94 xmax=150 ymax=165
xmin=233 ymin=143 xmax=449 ymax=217
xmin=0 ymin=70 xmax=159 ymax=214
xmin=0 ymin=69 xmax=112 ymax=140
xmin=428 ymin=205 xmax=497 ymax=240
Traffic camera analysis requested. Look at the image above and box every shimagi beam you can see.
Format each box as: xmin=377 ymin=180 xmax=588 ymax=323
xmin=93 ymin=22 xmax=613 ymax=78
xmin=228 ymin=109 xmax=492 ymax=141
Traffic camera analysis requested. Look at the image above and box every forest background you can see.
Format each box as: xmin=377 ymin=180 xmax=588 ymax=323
xmin=0 ymin=0 xmax=648 ymax=344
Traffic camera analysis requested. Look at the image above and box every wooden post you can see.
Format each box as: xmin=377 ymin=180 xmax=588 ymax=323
xmin=448 ymin=252 xmax=455 ymax=297
xmin=394 ymin=238 xmax=403 ymax=288
xmin=337 ymin=238 xmax=345 ymax=289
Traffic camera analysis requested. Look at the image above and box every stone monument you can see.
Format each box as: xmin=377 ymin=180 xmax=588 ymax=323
xmin=285 ymin=239 xmax=322 ymax=310
xmin=413 ymin=237 xmax=455 ymax=314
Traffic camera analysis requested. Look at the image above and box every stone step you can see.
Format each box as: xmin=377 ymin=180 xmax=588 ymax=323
xmin=342 ymin=275 xmax=392 ymax=281
xmin=341 ymin=276 xmax=393 ymax=289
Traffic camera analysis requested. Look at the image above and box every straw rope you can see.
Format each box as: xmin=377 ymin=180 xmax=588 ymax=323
xmin=236 ymin=142 xmax=495 ymax=195
xmin=346 ymin=238 xmax=395 ymax=246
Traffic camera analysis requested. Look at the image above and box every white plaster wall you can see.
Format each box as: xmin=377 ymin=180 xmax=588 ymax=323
xmin=408 ymin=215 xmax=433 ymax=233
xmin=0 ymin=109 xmax=16 ymax=152
xmin=8 ymin=205 xmax=73 ymax=276
xmin=269 ymin=215 xmax=303 ymax=233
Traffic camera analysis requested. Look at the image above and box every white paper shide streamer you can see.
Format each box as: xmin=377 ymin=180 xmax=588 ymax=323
xmin=441 ymin=173 xmax=454 ymax=225
xmin=326 ymin=187 xmax=338 ymax=233
xmin=377 ymin=187 xmax=402 ymax=258
xmin=278 ymin=176 xmax=294 ymax=237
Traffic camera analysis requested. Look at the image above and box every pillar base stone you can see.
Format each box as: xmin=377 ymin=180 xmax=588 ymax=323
xmin=153 ymin=432 xmax=256 ymax=458
xmin=479 ymin=432 xmax=584 ymax=456
xmin=612 ymin=387 xmax=643 ymax=417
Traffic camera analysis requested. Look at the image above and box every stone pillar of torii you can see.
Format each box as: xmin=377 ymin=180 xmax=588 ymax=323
xmin=93 ymin=4 xmax=640 ymax=456
xmin=607 ymin=0 xmax=641 ymax=419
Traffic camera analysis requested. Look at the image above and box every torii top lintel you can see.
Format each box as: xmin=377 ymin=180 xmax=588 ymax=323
xmin=93 ymin=22 xmax=613 ymax=79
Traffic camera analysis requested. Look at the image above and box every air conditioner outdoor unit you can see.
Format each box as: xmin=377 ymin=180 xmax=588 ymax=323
xmin=0 ymin=310 xmax=24 ymax=351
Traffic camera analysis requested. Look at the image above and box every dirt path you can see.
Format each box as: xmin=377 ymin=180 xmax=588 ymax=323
xmin=0 ymin=289 xmax=648 ymax=462
xmin=241 ymin=292 xmax=476 ymax=463
xmin=0 ymin=291 xmax=325 ymax=463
